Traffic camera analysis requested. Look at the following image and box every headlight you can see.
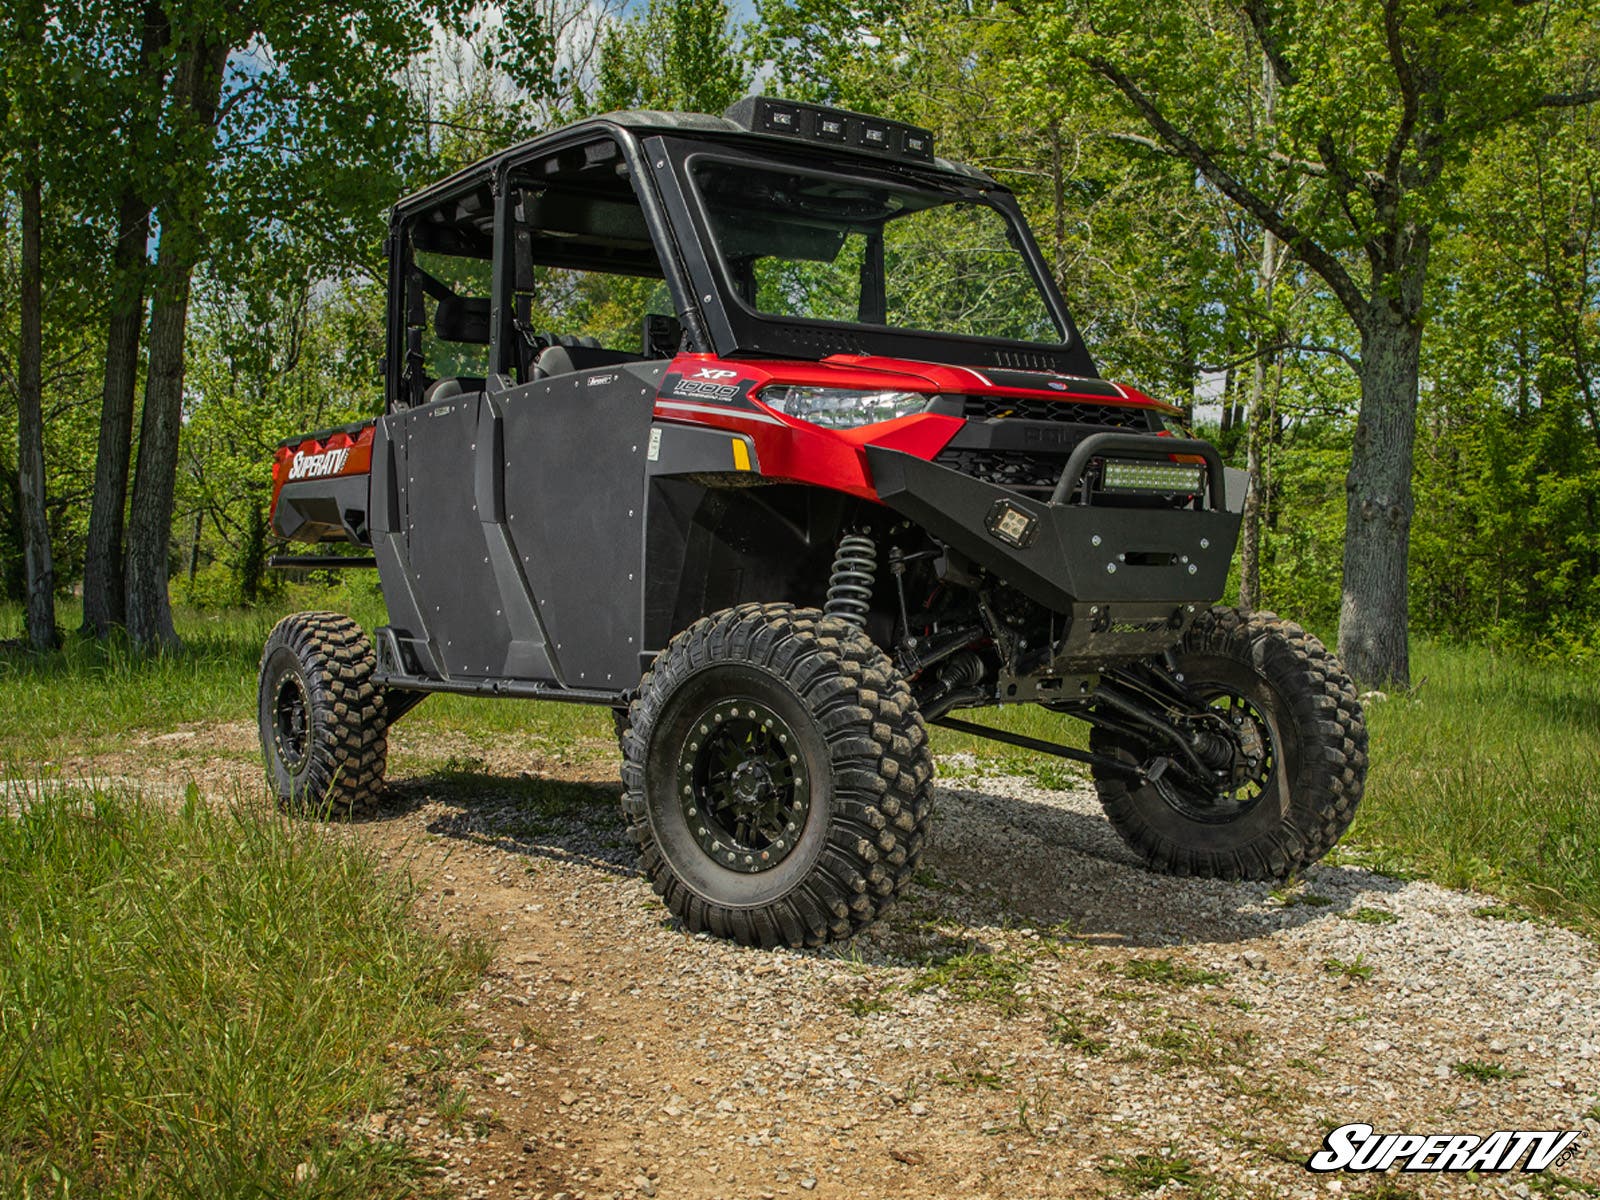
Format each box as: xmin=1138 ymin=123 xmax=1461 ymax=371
xmin=758 ymin=386 xmax=932 ymax=429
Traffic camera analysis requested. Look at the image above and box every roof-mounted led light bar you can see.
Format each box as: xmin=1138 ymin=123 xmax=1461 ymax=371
xmin=723 ymin=97 xmax=935 ymax=164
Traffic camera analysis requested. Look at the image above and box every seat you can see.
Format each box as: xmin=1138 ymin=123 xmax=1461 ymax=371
xmin=423 ymin=375 xmax=486 ymax=404
xmin=531 ymin=340 xmax=643 ymax=379
xmin=424 ymin=295 xmax=490 ymax=404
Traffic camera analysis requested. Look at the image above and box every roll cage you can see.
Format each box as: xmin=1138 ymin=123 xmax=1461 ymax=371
xmin=381 ymin=110 xmax=1099 ymax=415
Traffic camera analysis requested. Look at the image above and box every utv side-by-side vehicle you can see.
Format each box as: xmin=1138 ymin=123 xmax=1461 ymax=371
xmin=259 ymin=97 xmax=1367 ymax=948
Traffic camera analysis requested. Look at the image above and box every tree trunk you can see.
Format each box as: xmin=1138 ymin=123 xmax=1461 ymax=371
xmin=1238 ymin=54 xmax=1278 ymax=613
xmin=188 ymin=508 xmax=202 ymax=582
xmin=1239 ymin=224 xmax=1281 ymax=612
xmin=1339 ymin=313 xmax=1422 ymax=687
xmin=1238 ymin=350 xmax=1268 ymax=611
xmin=124 ymin=35 xmax=228 ymax=654
xmin=125 ymin=244 xmax=198 ymax=652
xmin=83 ymin=190 xmax=153 ymax=637
xmin=17 ymin=168 xmax=57 ymax=651
xmin=82 ymin=2 xmax=171 ymax=638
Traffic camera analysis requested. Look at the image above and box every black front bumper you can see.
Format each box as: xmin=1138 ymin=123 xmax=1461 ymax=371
xmin=865 ymin=433 xmax=1244 ymax=615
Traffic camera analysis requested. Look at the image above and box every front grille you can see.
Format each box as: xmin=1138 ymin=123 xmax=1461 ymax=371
xmin=934 ymin=448 xmax=1071 ymax=496
xmin=962 ymin=396 xmax=1152 ymax=427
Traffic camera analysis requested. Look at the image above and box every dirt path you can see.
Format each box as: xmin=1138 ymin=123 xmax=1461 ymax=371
xmin=62 ymin=723 xmax=1600 ymax=1199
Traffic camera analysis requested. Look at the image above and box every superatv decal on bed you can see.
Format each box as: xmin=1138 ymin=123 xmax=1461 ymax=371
xmin=288 ymin=446 xmax=352 ymax=480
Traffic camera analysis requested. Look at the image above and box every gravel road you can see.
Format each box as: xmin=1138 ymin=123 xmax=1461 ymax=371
xmin=62 ymin=723 xmax=1600 ymax=1197
xmin=351 ymin=744 xmax=1600 ymax=1200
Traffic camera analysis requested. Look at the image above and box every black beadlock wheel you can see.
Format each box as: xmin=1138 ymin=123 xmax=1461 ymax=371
xmin=621 ymin=603 xmax=934 ymax=949
xmin=1089 ymin=606 xmax=1367 ymax=880
xmin=257 ymin=611 xmax=387 ymax=816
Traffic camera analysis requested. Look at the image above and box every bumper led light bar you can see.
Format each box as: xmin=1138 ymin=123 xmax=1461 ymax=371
xmin=1100 ymin=459 xmax=1205 ymax=494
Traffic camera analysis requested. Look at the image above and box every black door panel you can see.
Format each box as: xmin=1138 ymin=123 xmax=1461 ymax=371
xmin=500 ymin=362 xmax=665 ymax=688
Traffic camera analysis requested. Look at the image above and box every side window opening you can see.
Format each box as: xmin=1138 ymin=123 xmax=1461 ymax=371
xmin=395 ymin=138 xmax=686 ymax=404
xmin=506 ymin=138 xmax=679 ymax=382
xmin=415 ymin=250 xmax=492 ymax=379
xmin=401 ymin=185 xmax=495 ymax=407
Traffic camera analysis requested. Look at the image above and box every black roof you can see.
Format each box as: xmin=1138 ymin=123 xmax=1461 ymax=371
xmin=394 ymin=106 xmax=997 ymax=217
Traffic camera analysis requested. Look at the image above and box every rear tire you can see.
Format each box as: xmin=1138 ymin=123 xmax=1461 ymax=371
xmin=257 ymin=611 xmax=387 ymax=816
xmin=622 ymin=603 xmax=933 ymax=948
xmin=1090 ymin=607 xmax=1366 ymax=880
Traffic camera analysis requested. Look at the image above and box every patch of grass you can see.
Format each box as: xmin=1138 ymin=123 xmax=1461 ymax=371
xmin=1342 ymin=906 xmax=1400 ymax=925
xmin=1341 ymin=642 xmax=1600 ymax=935
xmin=844 ymin=994 xmax=894 ymax=1017
xmin=908 ymin=946 xmax=1030 ymax=1013
xmin=1142 ymin=1028 xmax=1197 ymax=1054
xmin=1101 ymin=986 xmax=1152 ymax=1003
xmin=1270 ymin=881 xmax=1334 ymax=907
xmin=1046 ymin=1008 xmax=1109 ymax=1056
xmin=936 ymin=1054 xmax=1008 ymax=1091
xmin=1322 ymin=954 xmax=1375 ymax=980
xmin=0 ymin=782 xmax=483 ymax=1197
xmin=1451 ymin=1058 xmax=1525 ymax=1082
xmin=1474 ymin=903 xmax=1535 ymax=922
xmin=0 ymin=596 xmax=617 ymax=768
xmin=1141 ymin=1022 xmax=1254 ymax=1069
xmin=1586 ymin=1101 xmax=1600 ymax=1122
xmin=1025 ymin=759 xmax=1084 ymax=792
xmin=1526 ymin=1174 xmax=1600 ymax=1198
xmin=1110 ymin=956 xmax=1229 ymax=987
xmin=1098 ymin=1151 xmax=1206 ymax=1192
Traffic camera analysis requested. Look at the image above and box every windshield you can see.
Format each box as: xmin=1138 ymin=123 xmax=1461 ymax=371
xmin=690 ymin=158 xmax=1064 ymax=345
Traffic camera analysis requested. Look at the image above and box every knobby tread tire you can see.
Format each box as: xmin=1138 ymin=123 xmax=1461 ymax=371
xmin=1090 ymin=606 xmax=1367 ymax=881
xmin=257 ymin=611 xmax=387 ymax=817
xmin=620 ymin=603 xmax=934 ymax=949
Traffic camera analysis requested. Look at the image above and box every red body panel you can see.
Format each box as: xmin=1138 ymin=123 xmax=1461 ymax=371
xmin=270 ymin=422 xmax=375 ymax=523
xmin=653 ymin=352 xmax=1171 ymax=501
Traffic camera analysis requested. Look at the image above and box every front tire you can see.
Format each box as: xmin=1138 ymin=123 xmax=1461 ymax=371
xmin=1090 ymin=607 xmax=1366 ymax=880
xmin=257 ymin=611 xmax=387 ymax=816
xmin=622 ymin=603 xmax=933 ymax=948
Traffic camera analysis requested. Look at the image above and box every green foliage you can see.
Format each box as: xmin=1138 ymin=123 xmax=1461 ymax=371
xmin=593 ymin=0 xmax=750 ymax=115
xmin=1321 ymin=954 xmax=1374 ymax=980
xmin=1342 ymin=907 xmax=1399 ymax=926
xmin=1098 ymin=1150 xmax=1206 ymax=1191
xmin=1111 ymin=957 xmax=1229 ymax=988
xmin=0 ymin=782 xmax=482 ymax=1197
xmin=908 ymin=946 xmax=1030 ymax=1012
xmin=1451 ymin=1058 xmax=1525 ymax=1082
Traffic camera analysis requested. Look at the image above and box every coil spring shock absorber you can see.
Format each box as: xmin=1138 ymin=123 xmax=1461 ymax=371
xmin=825 ymin=534 xmax=877 ymax=629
